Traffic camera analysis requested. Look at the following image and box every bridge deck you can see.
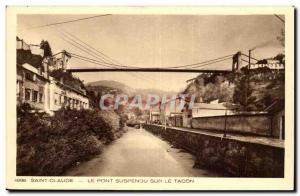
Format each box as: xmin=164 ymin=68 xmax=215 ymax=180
xmin=67 ymin=68 xmax=232 ymax=73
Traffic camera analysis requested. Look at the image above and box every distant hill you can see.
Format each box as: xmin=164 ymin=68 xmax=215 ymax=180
xmin=135 ymin=88 xmax=178 ymax=97
xmin=86 ymin=80 xmax=178 ymax=97
xmin=86 ymin=80 xmax=135 ymax=95
xmin=85 ymin=80 xmax=180 ymax=108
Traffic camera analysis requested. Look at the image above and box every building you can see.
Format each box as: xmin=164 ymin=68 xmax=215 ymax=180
xmin=160 ymin=97 xmax=185 ymax=126
xmin=17 ymin=62 xmax=89 ymax=115
xmin=17 ymin=37 xmax=89 ymax=115
xmin=232 ymin=51 xmax=285 ymax=72
xmin=169 ymin=112 xmax=184 ymax=127
xmin=17 ymin=62 xmax=50 ymax=112
xmin=49 ymin=50 xmax=72 ymax=71
xmin=191 ymin=102 xmax=235 ymax=118
xmin=48 ymin=76 xmax=89 ymax=114
xmin=149 ymin=111 xmax=161 ymax=123
xmin=250 ymin=62 xmax=285 ymax=70
xmin=180 ymin=101 xmax=237 ymax=128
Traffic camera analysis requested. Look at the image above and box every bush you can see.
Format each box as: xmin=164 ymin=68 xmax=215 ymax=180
xmin=17 ymin=108 xmax=124 ymax=176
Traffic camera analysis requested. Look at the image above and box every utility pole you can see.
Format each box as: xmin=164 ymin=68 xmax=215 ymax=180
xmin=248 ymin=50 xmax=251 ymax=70
xmin=245 ymin=50 xmax=251 ymax=109
xmin=223 ymin=108 xmax=228 ymax=138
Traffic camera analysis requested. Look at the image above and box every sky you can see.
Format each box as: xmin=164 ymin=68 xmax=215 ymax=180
xmin=17 ymin=14 xmax=284 ymax=92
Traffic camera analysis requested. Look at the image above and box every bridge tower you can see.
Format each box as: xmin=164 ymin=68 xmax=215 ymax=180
xmin=232 ymin=51 xmax=242 ymax=72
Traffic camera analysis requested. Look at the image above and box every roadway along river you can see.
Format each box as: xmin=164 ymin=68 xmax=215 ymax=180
xmin=65 ymin=127 xmax=220 ymax=177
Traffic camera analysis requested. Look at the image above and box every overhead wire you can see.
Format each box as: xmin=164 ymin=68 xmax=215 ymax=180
xmin=31 ymin=14 xmax=112 ymax=29
xmin=241 ymin=53 xmax=259 ymax=62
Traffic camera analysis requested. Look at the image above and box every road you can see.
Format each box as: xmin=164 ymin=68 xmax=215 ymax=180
xmin=65 ymin=127 xmax=220 ymax=177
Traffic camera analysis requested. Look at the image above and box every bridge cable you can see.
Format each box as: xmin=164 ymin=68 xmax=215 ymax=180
xmin=70 ymin=53 xmax=158 ymax=83
xmin=56 ymin=28 xmax=235 ymax=71
xmin=57 ymin=31 xmax=159 ymax=83
xmin=58 ymin=30 xmax=118 ymax=66
xmin=184 ymin=57 xmax=232 ymax=69
xmin=59 ymin=36 xmax=116 ymax=68
xmin=168 ymin=54 xmax=234 ymax=69
xmin=59 ymin=28 xmax=235 ymax=70
xmin=70 ymin=52 xmax=233 ymax=71
xmin=61 ymin=31 xmax=187 ymax=83
xmin=61 ymin=29 xmax=128 ymax=67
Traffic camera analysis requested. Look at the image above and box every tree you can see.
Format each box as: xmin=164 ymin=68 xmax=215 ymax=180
xmin=233 ymin=69 xmax=257 ymax=111
xmin=219 ymin=82 xmax=234 ymax=103
xmin=274 ymin=53 xmax=285 ymax=64
xmin=40 ymin=40 xmax=52 ymax=58
xmin=203 ymin=83 xmax=219 ymax=102
xmin=132 ymin=107 xmax=143 ymax=117
xmin=277 ymin=28 xmax=285 ymax=47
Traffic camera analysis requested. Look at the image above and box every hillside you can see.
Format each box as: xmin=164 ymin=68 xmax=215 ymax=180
xmin=135 ymin=88 xmax=178 ymax=97
xmin=86 ymin=80 xmax=178 ymax=97
xmin=86 ymin=80 xmax=135 ymax=95
xmin=182 ymin=69 xmax=284 ymax=111
xmin=183 ymin=73 xmax=234 ymax=103
xmin=85 ymin=80 xmax=179 ymax=108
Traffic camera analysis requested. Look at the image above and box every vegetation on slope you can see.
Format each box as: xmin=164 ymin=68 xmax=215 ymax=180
xmin=17 ymin=104 xmax=126 ymax=176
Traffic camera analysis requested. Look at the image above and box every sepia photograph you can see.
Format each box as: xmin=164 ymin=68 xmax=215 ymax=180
xmin=6 ymin=6 xmax=295 ymax=190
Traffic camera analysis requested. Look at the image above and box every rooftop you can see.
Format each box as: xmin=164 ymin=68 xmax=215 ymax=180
xmin=192 ymin=102 xmax=235 ymax=110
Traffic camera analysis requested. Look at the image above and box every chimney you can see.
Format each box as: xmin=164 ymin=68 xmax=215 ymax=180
xmin=61 ymin=50 xmax=66 ymax=69
xmin=38 ymin=66 xmax=42 ymax=75
xmin=43 ymin=58 xmax=49 ymax=79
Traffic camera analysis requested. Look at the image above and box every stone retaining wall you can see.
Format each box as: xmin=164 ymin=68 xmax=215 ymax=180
xmin=143 ymin=124 xmax=284 ymax=177
xmin=191 ymin=114 xmax=272 ymax=136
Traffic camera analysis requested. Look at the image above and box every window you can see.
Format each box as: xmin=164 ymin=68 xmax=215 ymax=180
xmin=25 ymin=88 xmax=31 ymax=101
xmin=16 ymin=81 xmax=20 ymax=95
xmin=39 ymin=93 xmax=43 ymax=103
xmin=25 ymin=72 xmax=35 ymax=81
xmin=71 ymin=99 xmax=74 ymax=108
xmin=54 ymin=93 xmax=60 ymax=105
xmin=32 ymin=91 xmax=38 ymax=102
xmin=59 ymin=95 xmax=63 ymax=104
xmin=64 ymin=96 xmax=67 ymax=105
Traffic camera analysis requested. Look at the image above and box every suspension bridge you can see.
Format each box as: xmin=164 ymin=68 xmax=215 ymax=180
xmin=52 ymin=28 xmax=256 ymax=74
xmin=37 ymin=15 xmax=282 ymax=78
xmin=32 ymin=15 xmax=274 ymax=76
xmin=64 ymin=51 xmax=254 ymax=74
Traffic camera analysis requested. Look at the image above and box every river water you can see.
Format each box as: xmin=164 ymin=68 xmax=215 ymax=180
xmin=65 ymin=127 xmax=220 ymax=177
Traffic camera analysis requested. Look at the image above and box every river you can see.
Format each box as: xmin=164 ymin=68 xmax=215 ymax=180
xmin=65 ymin=127 xmax=220 ymax=177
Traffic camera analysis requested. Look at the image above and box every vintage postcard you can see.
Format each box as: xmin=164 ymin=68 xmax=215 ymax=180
xmin=6 ymin=6 xmax=294 ymax=190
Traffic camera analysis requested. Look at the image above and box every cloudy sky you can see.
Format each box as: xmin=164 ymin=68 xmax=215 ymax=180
xmin=17 ymin=14 xmax=284 ymax=92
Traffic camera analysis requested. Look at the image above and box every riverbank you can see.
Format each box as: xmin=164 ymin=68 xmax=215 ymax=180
xmin=143 ymin=124 xmax=284 ymax=177
xmin=17 ymin=108 xmax=126 ymax=176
